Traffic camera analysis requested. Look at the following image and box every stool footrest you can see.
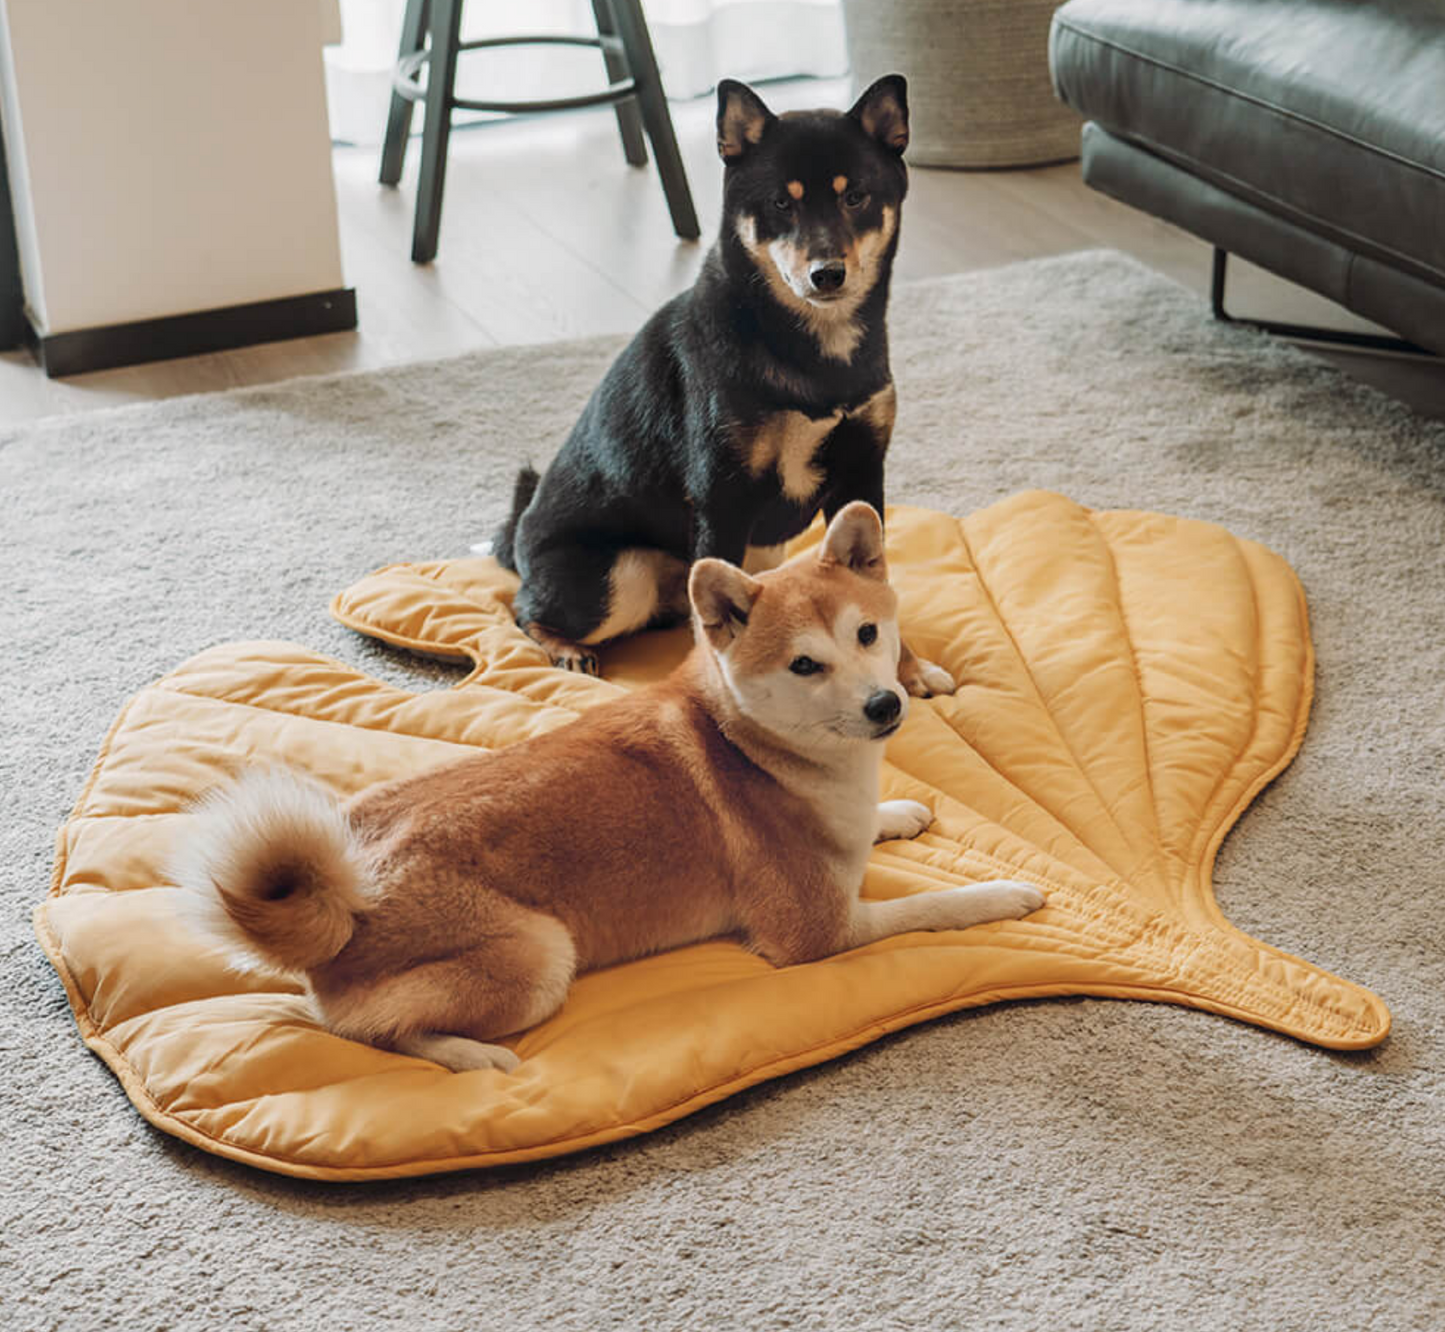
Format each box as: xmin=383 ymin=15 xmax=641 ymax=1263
xmin=392 ymin=34 xmax=636 ymax=112
xmin=383 ymin=0 xmax=699 ymax=257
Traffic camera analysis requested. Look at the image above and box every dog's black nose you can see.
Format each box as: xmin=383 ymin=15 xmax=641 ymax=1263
xmin=864 ymin=690 xmax=901 ymax=725
xmin=810 ymin=261 xmax=847 ymax=293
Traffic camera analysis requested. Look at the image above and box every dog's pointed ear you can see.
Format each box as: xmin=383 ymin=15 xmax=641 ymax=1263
xmin=849 ymin=75 xmax=909 ymax=155
xmin=690 ymin=558 xmax=764 ymax=647
xmin=818 ymin=502 xmax=887 ymax=581
xmin=717 ymin=79 xmax=777 ymax=161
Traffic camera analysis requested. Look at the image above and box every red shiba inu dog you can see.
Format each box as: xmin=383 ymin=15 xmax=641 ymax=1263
xmin=175 ymin=505 xmax=1044 ymax=1073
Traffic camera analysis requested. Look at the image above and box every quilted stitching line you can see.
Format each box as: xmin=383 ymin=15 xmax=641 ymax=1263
xmin=1190 ymin=576 xmax=1319 ymax=934
xmin=1180 ymin=537 xmax=1267 ymax=880
xmin=1084 ymin=510 xmax=1167 ymax=869
xmin=884 ymin=738 xmax=1118 ymax=896
xmin=952 ymin=514 xmax=1151 ymax=885
xmin=47 ymin=687 xmax=151 ymax=898
xmin=331 ymin=598 xmax=487 ymax=688
xmin=153 ymin=682 xmax=505 ymax=744
xmin=333 ymin=588 xmax=604 ymax=713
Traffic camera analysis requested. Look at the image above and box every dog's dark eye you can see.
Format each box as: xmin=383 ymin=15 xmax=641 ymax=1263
xmin=843 ymin=190 xmax=868 ymax=209
xmin=789 ymin=656 xmax=824 ymax=676
xmin=858 ymin=623 xmax=878 ymax=647
xmin=773 ymin=195 xmax=793 ymax=212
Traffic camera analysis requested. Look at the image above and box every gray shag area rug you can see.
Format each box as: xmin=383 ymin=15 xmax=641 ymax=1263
xmin=3 ymin=251 xmax=1443 ymax=1331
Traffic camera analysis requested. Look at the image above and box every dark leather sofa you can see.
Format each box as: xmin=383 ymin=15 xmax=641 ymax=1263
xmin=1049 ymin=0 xmax=1445 ymax=356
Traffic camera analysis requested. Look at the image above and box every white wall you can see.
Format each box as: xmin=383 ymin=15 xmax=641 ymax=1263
xmin=0 ymin=0 xmax=346 ymax=334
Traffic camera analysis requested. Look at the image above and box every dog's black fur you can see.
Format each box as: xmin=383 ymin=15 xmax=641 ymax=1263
xmin=495 ymin=76 xmax=916 ymax=676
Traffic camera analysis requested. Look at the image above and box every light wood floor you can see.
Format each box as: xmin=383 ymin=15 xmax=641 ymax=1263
xmin=3 ymin=77 xmax=1441 ymax=424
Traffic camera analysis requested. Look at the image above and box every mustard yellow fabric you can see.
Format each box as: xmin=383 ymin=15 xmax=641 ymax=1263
xmin=34 ymin=492 xmax=1390 ymax=1181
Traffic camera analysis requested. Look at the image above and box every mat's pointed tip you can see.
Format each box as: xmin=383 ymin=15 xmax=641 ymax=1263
xmin=1320 ymin=998 xmax=1393 ymax=1051
xmin=1199 ymin=963 xmax=1394 ymax=1052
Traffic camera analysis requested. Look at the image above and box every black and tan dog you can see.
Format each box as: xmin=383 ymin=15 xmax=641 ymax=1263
xmin=494 ymin=74 xmax=953 ymax=696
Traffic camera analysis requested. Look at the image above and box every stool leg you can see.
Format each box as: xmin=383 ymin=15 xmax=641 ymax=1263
xmin=608 ymin=0 xmax=700 ymax=240
xmin=380 ymin=0 xmax=431 ymax=185
xmin=592 ymin=0 xmax=647 ymax=166
xmin=412 ymin=0 xmax=464 ymax=263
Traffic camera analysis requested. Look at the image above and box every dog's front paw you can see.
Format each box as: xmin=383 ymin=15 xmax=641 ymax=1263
xmin=971 ymin=880 xmax=1046 ymax=921
xmin=876 ymin=799 xmax=933 ymax=842
xmin=899 ymin=655 xmax=956 ymax=698
xmin=927 ymin=880 xmax=1046 ymax=932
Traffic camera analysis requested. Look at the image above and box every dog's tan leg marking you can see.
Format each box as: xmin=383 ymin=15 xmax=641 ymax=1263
xmin=580 ymin=549 xmax=688 ymax=645
xmin=522 ymin=621 xmax=601 ymax=675
xmin=875 ymin=799 xmax=932 ymax=842
xmin=847 ymin=881 xmax=1045 ymax=948
xmin=898 ymin=639 xmax=956 ymax=697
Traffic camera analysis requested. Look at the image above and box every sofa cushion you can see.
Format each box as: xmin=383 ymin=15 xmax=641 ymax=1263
xmin=1050 ymin=0 xmax=1445 ymax=287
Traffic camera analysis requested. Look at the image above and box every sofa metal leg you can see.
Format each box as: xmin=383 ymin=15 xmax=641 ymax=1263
xmin=1209 ymin=248 xmax=1437 ymax=359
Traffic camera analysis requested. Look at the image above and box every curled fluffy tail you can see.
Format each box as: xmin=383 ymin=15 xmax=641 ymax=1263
xmin=490 ymin=465 xmax=541 ymax=571
xmin=172 ymin=769 xmax=371 ymax=974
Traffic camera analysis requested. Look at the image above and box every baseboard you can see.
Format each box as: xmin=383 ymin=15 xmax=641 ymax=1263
xmin=29 ymin=288 xmax=358 ymax=377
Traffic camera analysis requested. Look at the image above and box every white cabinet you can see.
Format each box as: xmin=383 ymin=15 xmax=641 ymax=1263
xmin=0 ymin=0 xmax=353 ymax=373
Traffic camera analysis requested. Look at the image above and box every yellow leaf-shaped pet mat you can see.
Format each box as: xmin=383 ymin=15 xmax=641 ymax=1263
xmin=34 ymin=492 xmax=1389 ymax=1181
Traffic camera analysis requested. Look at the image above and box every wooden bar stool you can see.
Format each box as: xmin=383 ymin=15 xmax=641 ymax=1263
xmin=380 ymin=0 xmax=700 ymax=263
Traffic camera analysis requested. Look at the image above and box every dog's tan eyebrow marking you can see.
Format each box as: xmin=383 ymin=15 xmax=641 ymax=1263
xmin=786 ymin=180 xmax=804 ymax=201
xmin=833 ymin=175 xmax=848 ymax=195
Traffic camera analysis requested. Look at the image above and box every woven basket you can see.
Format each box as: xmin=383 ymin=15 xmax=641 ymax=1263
xmin=842 ymin=0 xmax=1080 ymax=168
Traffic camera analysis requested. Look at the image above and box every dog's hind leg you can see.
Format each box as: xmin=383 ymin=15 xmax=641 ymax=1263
xmin=581 ymin=548 xmax=688 ymax=643
xmin=316 ymin=910 xmax=577 ymax=1073
xmin=392 ymin=1032 xmax=521 ymax=1073
xmin=517 ymin=546 xmax=685 ymax=672
xmin=513 ymin=543 xmax=616 ymax=673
